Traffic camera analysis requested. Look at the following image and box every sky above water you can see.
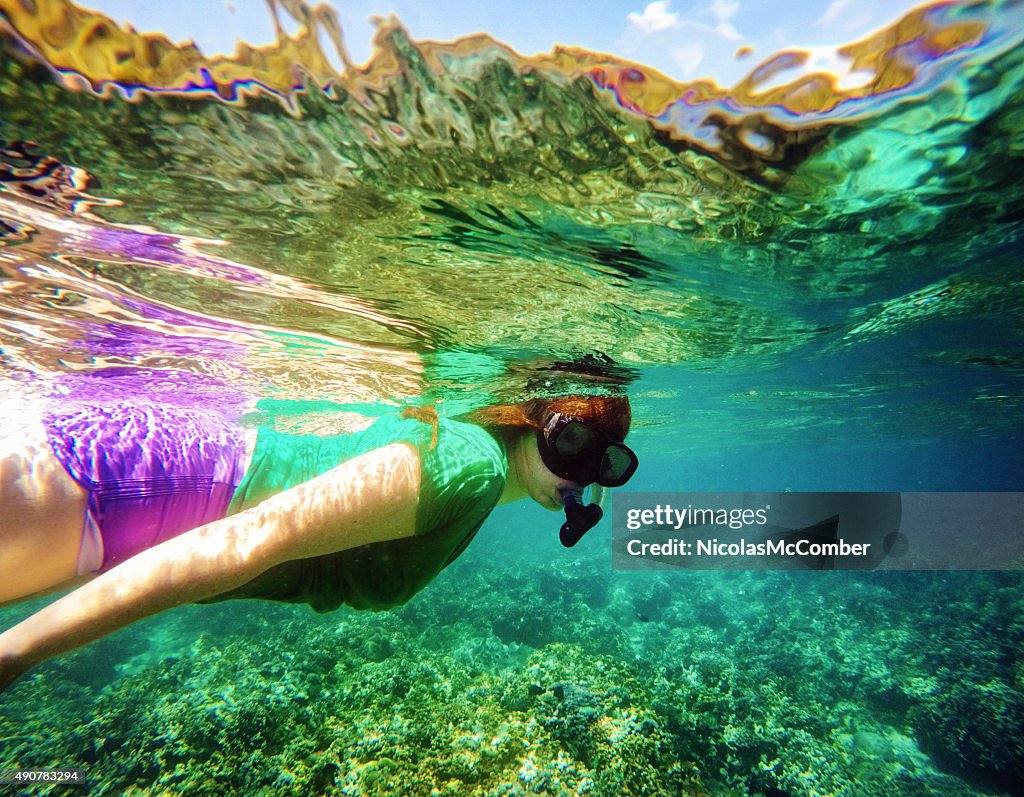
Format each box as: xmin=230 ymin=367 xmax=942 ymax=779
xmin=81 ymin=0 xmax=927 ymax=86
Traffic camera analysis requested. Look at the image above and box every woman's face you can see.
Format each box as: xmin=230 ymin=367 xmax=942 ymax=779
xmin=511 ymin=430 xmax=583 ymax=511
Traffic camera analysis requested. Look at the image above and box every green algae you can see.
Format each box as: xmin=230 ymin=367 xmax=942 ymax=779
xmin=1 ymin=560 xmax=1020 ymax=796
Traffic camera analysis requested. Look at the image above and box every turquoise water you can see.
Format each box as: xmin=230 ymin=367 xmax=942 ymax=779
xmin=1 ymin=0 xmax=1023 ymax=793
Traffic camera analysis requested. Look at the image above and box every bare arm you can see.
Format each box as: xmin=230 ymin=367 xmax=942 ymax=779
xmin=0 ymin=442 xmax=421 ymax=691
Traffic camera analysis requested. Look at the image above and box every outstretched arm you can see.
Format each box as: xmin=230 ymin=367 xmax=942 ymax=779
xmin=0 ymin=442 xmax=421 ymax=691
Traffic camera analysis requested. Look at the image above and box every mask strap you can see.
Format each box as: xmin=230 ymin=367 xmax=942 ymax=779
xmin=541 ymin=410 xmax=562 ymax=439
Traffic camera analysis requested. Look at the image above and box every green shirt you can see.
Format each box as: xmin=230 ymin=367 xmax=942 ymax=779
xmin=203 ymin=413 xmax=507 ymax=612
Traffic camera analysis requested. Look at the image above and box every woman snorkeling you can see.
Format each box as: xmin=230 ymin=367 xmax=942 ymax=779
xmin=0 ymin=393 xmax=637 ymax=691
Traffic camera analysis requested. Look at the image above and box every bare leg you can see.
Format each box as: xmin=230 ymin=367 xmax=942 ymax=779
xmin=0 ymin=410 xmax=89 ymax=604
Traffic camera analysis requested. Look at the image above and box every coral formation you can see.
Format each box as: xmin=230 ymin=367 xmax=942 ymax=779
xmin=0 ymin=552 xmax=1021 ymax=796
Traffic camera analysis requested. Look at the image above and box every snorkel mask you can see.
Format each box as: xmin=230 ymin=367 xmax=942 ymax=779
xmin=537 ymin=410 xmax=639 ymax=547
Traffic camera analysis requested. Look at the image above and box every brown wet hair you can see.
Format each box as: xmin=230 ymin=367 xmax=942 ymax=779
xmin=461 ymin=394 xmax=631 ymax=443
xmin=402 ymin=394 xmax=631 ymax=450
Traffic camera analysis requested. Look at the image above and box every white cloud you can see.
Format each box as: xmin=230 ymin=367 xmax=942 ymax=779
xmin=618 ymin=0 xmax=745 ymax=62
xmin=714 ymin=22 xmax=742 ymax=41
xmin=699 ymin=0 xmax=744 ymax=42
xmin=672 ymin=41 xmax=706 ymax=76
xmin=710 ymin=0 xmax=740 ymax=21
xmin=627 ymin=1 xmax=680 ymax=35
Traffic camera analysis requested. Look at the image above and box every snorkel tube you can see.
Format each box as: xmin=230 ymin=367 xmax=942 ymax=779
xmin=559 ymin=485 xmax=607 ymax=547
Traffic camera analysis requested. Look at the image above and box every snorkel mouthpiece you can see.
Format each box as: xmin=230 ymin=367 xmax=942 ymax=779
xmin=559 ymin=488 xmax=604 ymax=547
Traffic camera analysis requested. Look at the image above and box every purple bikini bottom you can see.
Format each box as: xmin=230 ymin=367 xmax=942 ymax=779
xmin=45 ymin=404 xmax=248 ymax=573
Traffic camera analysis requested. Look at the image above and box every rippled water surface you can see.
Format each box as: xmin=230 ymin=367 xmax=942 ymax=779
xmin=1 ymin=0 xmax=1023 ymax=794
xmin=2 ymin=0 xmax=1021 ymax=444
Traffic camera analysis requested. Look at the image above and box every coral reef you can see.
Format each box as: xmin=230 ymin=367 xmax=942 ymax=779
xmin=0 ymin=553 xmax=1021 ymax=796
